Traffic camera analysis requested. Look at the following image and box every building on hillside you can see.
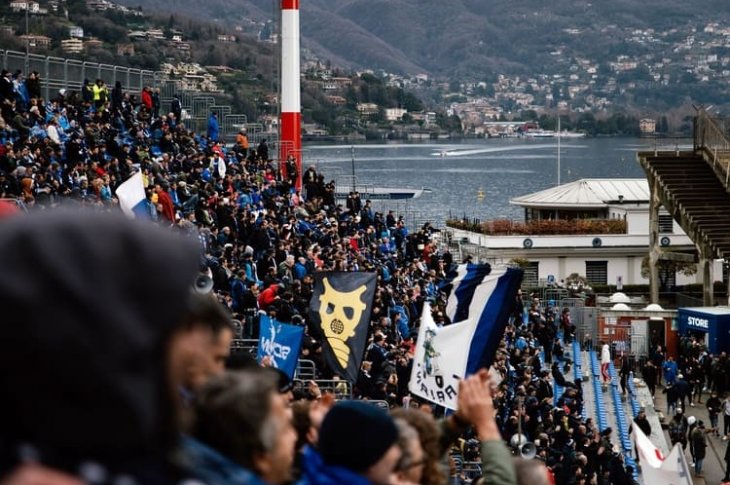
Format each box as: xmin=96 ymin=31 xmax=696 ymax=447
xmin=356 ymin=103 xmax=379 ymax=118
xmin=61 ymin=38 xmax=83 ymax=54
xmin=217 ymin=34 xmax=237 ymax=43
xmin=385 ymin=108 xmax=407 ymax=122
xmin=327 ymin=95 xmax=346 ymax=106
xmin=145 ymin=29 xmax=165 ymax=40
xmin=19 ymin=34 xmax=51 ymax=49
xmin=84 ymin=38 xmax=103 ymax=50
xmin=448 ymin=178 xmax=720 ymax=288
xmin=86 ymin=0 xmax=110 ymax=11
xmin=639 ymin=118 xmax=656 ymax=134
xmin=68 ymin=26 xmax=84 ymax=38
xmin=116 ymin=43 xmax=135 ymax=56
xmin=205 ymin=65 xmax=235 ymax=73
xmin=10 ymin=1 xmax=40 ymax=13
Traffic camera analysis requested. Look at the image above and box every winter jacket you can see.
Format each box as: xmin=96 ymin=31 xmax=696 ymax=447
xmin=296 ymin=446 xmax=374 ymax=485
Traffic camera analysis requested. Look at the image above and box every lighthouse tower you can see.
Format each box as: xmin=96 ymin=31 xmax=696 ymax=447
xmin=279 ymin=0 xmax=301 ymax=188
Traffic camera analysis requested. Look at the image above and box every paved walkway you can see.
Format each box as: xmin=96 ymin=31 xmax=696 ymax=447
xmin=644 ymin=380 xmax=724 ymax=485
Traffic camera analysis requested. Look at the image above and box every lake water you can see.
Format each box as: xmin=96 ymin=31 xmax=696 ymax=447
xmin=303 ymin=137 xmax=690 ymax=226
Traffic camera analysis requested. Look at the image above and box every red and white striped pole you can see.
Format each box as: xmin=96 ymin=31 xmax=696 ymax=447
xmin=280 ymin=0 xmax=301 ymax=189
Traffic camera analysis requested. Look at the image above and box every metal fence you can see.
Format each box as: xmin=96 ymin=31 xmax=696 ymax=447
xmin=230 ymin=338 xmax=259 ymax=355
xmin=1 ymin=49 xmax=155 ymax=102
xmin=2 ymin=49 xmax=269 ymax=149
xmin=294 ymin=359 xmax=317 ymax=380
xmin=311 ymin=379 xmax=352 ymax=400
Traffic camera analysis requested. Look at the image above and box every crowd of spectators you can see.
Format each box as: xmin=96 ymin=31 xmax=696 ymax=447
xmin=0 ymin=72 xmax=643 ymax=485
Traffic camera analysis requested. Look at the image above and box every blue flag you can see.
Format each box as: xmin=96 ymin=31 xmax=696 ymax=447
xmin=257 ymin=315 xmax=305 ymax=379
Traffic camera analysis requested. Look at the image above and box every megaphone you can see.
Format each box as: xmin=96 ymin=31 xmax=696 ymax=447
xmin=509 ymin=434 xmax=536 ymax=459
xmin=519 ymin=442 xmax=537 ymax=459
xmin=193 ymin=273 xmax=214 ymax=294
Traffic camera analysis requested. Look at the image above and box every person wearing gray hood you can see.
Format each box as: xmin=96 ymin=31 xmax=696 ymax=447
xmin=0 ymin=210 xmax=202 ymax=484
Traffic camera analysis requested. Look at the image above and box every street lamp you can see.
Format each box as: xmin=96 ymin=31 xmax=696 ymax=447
xmin=25 ymin=4 xmax=30 ymax=73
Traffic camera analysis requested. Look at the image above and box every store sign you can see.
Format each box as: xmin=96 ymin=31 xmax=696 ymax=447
xmin=687 ymin=316 xmax=709 ymax=330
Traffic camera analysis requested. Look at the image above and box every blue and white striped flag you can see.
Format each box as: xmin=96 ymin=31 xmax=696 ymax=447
xmin=409 ymin=264 xmax=522 ymax=409
xmin=442 ymin=263 xmax=523 ymax=374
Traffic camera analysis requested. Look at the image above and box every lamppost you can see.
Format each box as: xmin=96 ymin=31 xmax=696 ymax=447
xmin=25 ymin=4 xmax=30 ymax=73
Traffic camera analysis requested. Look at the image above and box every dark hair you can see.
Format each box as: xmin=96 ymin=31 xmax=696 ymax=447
xmin=182 ymin=292 xmax=233 ymax=336
xmin=193 ymin=370 xmax=279 ymax=470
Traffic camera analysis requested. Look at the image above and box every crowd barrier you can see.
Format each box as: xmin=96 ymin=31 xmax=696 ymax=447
xmin=230 ymin=338 xmax=258 ymax=355
xmin=1 ymin=49 xmax=268 ymax=150
xmin=1 ymin=49 xmax=155 ymax=103
xmin=294 ymin=359 xmax=317 ymax=381
xmin=311 ymin=379 xmax=352 ymax=400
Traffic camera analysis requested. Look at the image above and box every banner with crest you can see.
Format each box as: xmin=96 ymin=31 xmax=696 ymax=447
xmin=308 ymin=272 xmax=377 ymax=383
xmin=410 ymin=265 xmax=523 ymax=409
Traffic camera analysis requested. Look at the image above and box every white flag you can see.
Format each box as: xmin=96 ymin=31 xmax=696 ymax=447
xmin=408 ymin=302 xmax=473 ymax=410
xmin=114 ymin=172 xmax=146 ymax=218
xmin=630 ymin=425 xmax=692 ymax=485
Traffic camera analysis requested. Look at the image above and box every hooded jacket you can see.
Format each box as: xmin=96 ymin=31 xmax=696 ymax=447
xmin=0 ymin=210 xmax=199 ymax=480
xmin=296 ymin=446 xmax=373 ymax=485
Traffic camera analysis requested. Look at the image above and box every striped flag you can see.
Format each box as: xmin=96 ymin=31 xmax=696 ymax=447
xmin=442 ymin=263 xmax=524 ymax=374
xmin=409 ymin=264 xmax=523 ymax=409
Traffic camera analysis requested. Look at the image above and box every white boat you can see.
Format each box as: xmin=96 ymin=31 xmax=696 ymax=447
xmin=524 ymin=129 xmax=555 ymax=138
xmin=557 ymin=131 xmax=586 ymax=138
xmin=524 ymin=129 xmax=585 ymax=139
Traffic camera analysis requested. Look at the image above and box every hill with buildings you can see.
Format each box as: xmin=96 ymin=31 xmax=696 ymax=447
xmin=116 ymin=0 xmax=730 ymax=116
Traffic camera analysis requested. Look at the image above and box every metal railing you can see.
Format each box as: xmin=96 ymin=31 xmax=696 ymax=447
xmin=230 ymin=338 xmax=259 ymax=355
xmin=1 ymin=49 xmax=271 ymax=148
xmin=311 ymin=379 xmax=352 ymax=400
xmin=294 ymin=359 xmax=317 ymax=380
xmin=694 ymin=109 xmax=730 ymax=188
xmin=1 ymin=49 xmax=155 ymax=101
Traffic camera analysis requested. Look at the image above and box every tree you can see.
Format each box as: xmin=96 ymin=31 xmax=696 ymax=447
xmin=565 ymin=273 xmax=591 ymax=295
xmin=403 ymin=92 xmax=424 ymax=112
xmin=520 ymin=109 xmax=538 ymax=121
xmin=641 ymin=255 xmax=697 ymax=291
xmin=508 ymin=258 xmax=531 ymax=270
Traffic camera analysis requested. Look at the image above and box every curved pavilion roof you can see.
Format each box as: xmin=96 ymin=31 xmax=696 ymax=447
xmin=510 ymin=179 xmax=649 ymax=209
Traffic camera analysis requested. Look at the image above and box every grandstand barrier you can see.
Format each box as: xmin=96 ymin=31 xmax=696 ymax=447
xmin=310 ymin=379 xmax=352 ymax=400
xmin=0 ymin=49 xmax=264 ymax=148
xmin=230 ymin=338 xmax=258 ymax=355
xmin=294 ymin=359 xmax=317 ymax=381
xmin=589 ymin=350 xmax=608 ymax=431
xmin=0 ymin=49 xmax=154 ymax=102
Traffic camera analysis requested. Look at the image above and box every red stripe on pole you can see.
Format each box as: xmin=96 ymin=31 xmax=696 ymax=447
xmin=280 ymin=112 xmax=302 ymax=189
xmin=282 ymin=0 xmax=299 ymax=9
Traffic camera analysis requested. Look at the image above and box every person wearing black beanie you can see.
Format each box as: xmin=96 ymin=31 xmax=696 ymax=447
xmin=298 ymin=400 xmax=401 ymax=485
